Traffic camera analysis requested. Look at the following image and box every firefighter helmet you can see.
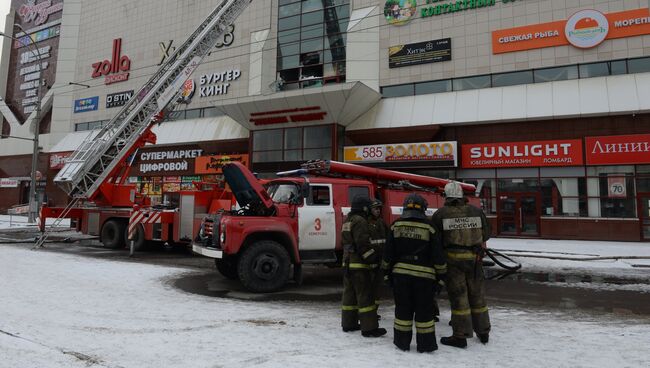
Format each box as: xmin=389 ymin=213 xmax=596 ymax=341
xmin=351 ymin=195 xmax=372 ymax=213
xmin=444 ymin=182 xmax=464 ymax=199
xmin=370 ymin=198 xmax=383 ymax=208
xmin=402 ymin=193 xmax=428 ymax=220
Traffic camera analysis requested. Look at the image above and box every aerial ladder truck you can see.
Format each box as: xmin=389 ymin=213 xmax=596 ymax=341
xmin=192 ymin=159 xmax=479 ymax=292
xmin=37 ymin=0 xmax=253 ymax=250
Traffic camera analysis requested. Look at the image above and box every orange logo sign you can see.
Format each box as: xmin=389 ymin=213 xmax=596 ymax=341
xmin=493 ymin=8 xmax=650 ymax=54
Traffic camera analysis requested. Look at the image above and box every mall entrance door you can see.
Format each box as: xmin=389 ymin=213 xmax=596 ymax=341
xmin=497 ymin=193 xmax=540 ymax=236
xmin=638 ymin=194 xmax=650 ymax=241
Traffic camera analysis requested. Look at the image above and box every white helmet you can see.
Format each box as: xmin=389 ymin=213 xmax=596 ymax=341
xmin=444 ymin=182 xmax=464 ymax=199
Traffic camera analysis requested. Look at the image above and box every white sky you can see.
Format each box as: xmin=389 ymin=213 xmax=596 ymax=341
xmin=0 ymin=0 xmax=12 ymax=68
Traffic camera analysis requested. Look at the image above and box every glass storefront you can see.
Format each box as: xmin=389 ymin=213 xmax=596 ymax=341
xmin=252 ymin=125 xmax=333 ymax=162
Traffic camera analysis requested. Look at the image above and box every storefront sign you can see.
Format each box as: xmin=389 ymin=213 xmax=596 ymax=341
xmin=106 ymin=90 xmax=133 ymax=108
xmin=384 ymin=0 xmax=417 ymax=25
xmin=492 ymin=8 xmax=650 ymax=54
xmin=344 ymin=141 xmax=458 ymax=166
xmin=178 ymin=80 xmax=196 ymax=104
xmin=461 ymin=139 xmax=583 ymax=168
xmin=389 ymin=38 xmax=451 ymax=68
xmin=0 ymin=178 xmax=20 ymax=188
xmin=157 ymin=25 xmax=235 ymax=65
xmin=585 ymin=134 xmax=650 ymax=165
xmin=92 ymin=38 xmax=131 ymax=85
xmin=607 ymin=177 xmax=627 ymax=198
xmin=49 ymin=152 xmax=71 ymax=169
xmin=421 ymin=0 xmax=496 ymax=18
xmin=73 ymin=96 xmax=99 ymax=113
xmin=13 ymin=25 xmax=60 ymax=49
xmin=18 ymin=0 xmax=64 ymax=26
xmin=199 ymin=69 xmax=241 ymax=97
xmin=133 ymin=148 xmax=203 ymax=176
xmin=195 ymin=154 xmax=249 ymax=174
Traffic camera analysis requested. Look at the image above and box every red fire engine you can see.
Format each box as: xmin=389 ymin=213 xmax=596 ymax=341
xmin=37 ymin=0 xmax=250 ymax=250
xmin=192 ymin=160 xmax=479 ymax=293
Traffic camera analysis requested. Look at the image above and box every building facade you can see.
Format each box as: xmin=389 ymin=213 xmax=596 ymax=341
xmin=1 ymin=0 xmax=649 ymax=240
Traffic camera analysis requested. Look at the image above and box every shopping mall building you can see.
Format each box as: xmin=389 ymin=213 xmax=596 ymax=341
xmin=1 ymin=0 xmax=650 ymax=241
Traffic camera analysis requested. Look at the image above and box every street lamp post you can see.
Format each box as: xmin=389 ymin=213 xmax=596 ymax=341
xmin=0 ymin=25 xmax=45 ymax=223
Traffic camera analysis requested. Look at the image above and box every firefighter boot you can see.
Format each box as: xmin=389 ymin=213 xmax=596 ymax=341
xmin=362 ymin=327 xmax=387 ymax=338
xmin=478 ymin=333 xmax=489 ymax=344
xmin=342 ymin=324 xmax=361 ymax=332
xmin=417 ymin=342 xmax=438 ymax=353
xmin=440 ymin=336 xmax=467 ymax=348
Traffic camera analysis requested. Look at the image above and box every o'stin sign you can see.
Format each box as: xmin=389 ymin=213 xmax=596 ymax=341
xmin=565 ymin=9 xmax=609 ymax=48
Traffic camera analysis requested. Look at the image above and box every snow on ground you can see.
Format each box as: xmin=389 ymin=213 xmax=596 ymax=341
xmin=0 ymin=214 xmax=70 ymax=230
xmin=1 ymin=245 xmax=649 ymax=368
xmin=488 ymin=238 xmax=650 ymax=278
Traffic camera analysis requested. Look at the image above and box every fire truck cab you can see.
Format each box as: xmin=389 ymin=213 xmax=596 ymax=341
xmin=193 ymin=160 xmax=477 ymax=293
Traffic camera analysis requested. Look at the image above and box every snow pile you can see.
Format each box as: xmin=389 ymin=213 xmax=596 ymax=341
xmin=1 ymin=245 xmax=649 ymax=368
xmin=488 ymin=238 xmax=650 ymax=279
xmin=0 ymin=214 xmax=70 ymax=230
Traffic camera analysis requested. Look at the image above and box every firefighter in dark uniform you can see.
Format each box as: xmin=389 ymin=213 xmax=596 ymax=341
xmin=431 ymin=182 xmax=491 ymax=348
xmin=341 ymin=195 xmax=387 ymax=338
xmin=382 ymin=194 xmax=446 ymax=353
xmin=368 ymin=198 xmax=388 ymax=312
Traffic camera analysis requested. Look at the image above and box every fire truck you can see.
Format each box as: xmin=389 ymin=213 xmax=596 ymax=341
xmin=192 ymin=160 xmax=479 ymax=293
xmin=37 ymin=0 xmax=251 ymax=250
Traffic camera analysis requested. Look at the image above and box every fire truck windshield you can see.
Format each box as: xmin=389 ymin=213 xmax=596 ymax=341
xmin=267 ymin=183 xmax=300 ymax=204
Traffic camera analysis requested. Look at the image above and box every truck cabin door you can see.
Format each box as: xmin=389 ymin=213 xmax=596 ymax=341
xmin=298 ymin=184 xmax=336 ymax=254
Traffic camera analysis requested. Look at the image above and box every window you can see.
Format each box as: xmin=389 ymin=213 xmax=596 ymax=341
xmin=308 ymin=185 xmax=331 ymax=205
xmin=627 ymin=56 xmax=650 ymax=73
xmin=348 ymin=186 xmax=369 ymax=203
xmin=492 ymin=70 xmax=533 ymax=87
xmin=279 ymin=3 xmax=301 ymax=18
xmin=381 ymin=84 xmax=413 ymax=98
xmin=252 ymin=129 xmax=283 ymax=163
xmin=380 ymin=57 xmax=650 ymax=97
xmin=610 ymin=60 xmax=627 ymax=75
xmin=276 ymin=0 xmax=349 ymax=90
xmin=453 ymin=75 xmax=491 ymax=91
xmin=252 ymin=125 xmax=333 ymax=163
xmin=185 ymin=108 xmax=202 ymax=119
xmin=203 ymin=107 xmax=221 ymax=117
xmin=75 ymin=120 xmax=107 ymax=131
xmin=267 ymin=183 xmax=301 ymax=203
xmin=497 ymin=178 xmax=539 ymax=192
xmin=587 ymin=166 xmax=636 ymax=218
xmin=579 ymin=62 xmax=609 ymax=78
xmin=540 ymin=178 xmax=587 ymax=217
xmin=534 ymin=65 xmax=578 ymax=82
xmin=415 ymin=80 xmax=451 ymax=95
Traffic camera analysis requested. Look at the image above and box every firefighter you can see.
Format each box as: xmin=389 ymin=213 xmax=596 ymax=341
xmin=341 ymin=195 xmax=387 ymax=338
xmin=382 ymin=194 xmax=446 ymax=353
xmin=368 ymin=198 xmax=388 ymax=314
xmin=430 ymin=182 xmax=491 ymax=348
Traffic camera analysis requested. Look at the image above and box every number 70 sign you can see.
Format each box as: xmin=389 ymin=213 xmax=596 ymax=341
xmin=607 ymin=177 xmax=627 ymax=198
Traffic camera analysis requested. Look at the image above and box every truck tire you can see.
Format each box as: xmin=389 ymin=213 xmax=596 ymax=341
xmin=215 ymin=258 xmax=239 ymax=280
xmin=101 ymin=219 xmax=126 ymax=249
xmin=237 ymin=240 xmax=290 ymax=293
xmin=124 ymin=223 xmax=146 ymax=251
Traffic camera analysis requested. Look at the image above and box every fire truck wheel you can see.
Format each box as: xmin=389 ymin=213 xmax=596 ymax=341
xmin=238 ymin=240 xmax=290 ymax=293
xmin=124 ymin=224 xmax=146 ymax=251
xmin=100 ymin=219 xmax=127 ymax=249
xmin=215 ymin=258 xmax=239 ymax=280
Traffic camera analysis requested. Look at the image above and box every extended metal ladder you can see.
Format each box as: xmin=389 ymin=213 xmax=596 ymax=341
xmin=54 ymin=0 xmax=251 ymax=199
xmin=33 ymin=198 xmax=80 ymax=248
